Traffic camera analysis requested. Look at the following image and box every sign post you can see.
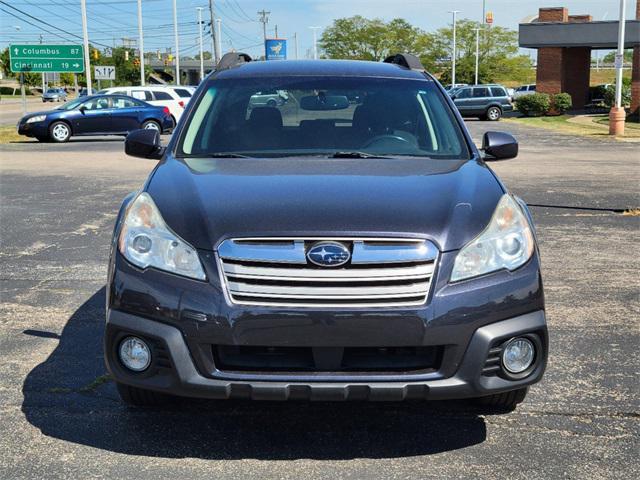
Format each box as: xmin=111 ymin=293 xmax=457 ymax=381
xmin=9 ymin=45 xmax=84 ymax=73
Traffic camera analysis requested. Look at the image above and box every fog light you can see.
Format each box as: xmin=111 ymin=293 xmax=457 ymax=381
xmin=118 ymin=336 xmax=151 ymax=372
xmin=502 ymin=337 xmax=535 ymax=374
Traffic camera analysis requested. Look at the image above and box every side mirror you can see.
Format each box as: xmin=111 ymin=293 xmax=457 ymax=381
xmin=481 ymin=131 xmax=518 ymax=160
xmin=79 ymin=106 xmax=87 ymax=114
xmin=125 ymin=129 xmax=165 ymax=160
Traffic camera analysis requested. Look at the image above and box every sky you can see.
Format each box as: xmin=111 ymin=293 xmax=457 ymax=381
xmin=1 ymin=0 xmax=636 ymax=61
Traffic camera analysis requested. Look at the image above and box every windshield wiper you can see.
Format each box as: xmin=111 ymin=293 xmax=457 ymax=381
xmin=331 ymin=151 xmax=390 ymax=159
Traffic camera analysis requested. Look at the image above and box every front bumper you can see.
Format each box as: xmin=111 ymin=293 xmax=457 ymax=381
xmin=105 ymin=308 xmax=547 ymax=401
xmin=17 ymin=122 xmax=48 ymax=137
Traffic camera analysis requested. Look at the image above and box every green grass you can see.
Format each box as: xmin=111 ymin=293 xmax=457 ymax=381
xmin=0 ymin=125 xmax=24 ymax=143
xmin=594 ymin=116 xmax=640 ymax=130
xmin=503 ymin=114 xmax=640 ymax=140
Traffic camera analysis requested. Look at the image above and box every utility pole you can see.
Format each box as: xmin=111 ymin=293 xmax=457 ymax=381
xmin=258 ymin=10 xmax=271 ymax=59
xmin=294 ymin=32 xmax=299 ymax=60
xmin=275 ymin=25 xmax=278 ymax=38
xmin=172 ymin=0 xmax=180 ymax=85
xmin=258 ymin=10 xmax=271 ymax=41
xmin=80 ymin=0 xmax=92 ymax=94
xmin=197 ymin=7 xmax=204 ymax=81
xmin=137 ymin=0 xmax=145 ymax=86
xmin=216 ymin=19 xmax=222 ymax=59
xmin=309 ymin=26 xmax=320 ymax=60
xmin=474 ymin=27 xmax=481 ymax=84
xmin=609 ymin=0 xmax=627 ymax=135
xmin=449 ymin=11 xmax=460 ymax=87
xmin=209 ymin=0 xmax=220 ymax=63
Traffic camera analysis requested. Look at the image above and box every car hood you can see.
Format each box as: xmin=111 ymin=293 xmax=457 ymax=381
xmin=146 ymin=156 xmax=504 ymax=252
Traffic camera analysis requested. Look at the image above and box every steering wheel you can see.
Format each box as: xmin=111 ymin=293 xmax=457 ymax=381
xmin=361 ymin=134 xmax=412 ymax=149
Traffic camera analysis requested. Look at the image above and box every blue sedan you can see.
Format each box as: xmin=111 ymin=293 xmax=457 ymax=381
xmin=17 ymin=94 xmax=175 ymax=143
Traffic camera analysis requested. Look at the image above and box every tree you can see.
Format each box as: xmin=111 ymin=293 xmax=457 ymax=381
xmin=319 ymin=16 xmax=426 ymax=61
xmin=319 ymin=16 xmax=532 ymax=84
xmin=602 ymin=49 xmax=633 ymax=64
xmin=423 ymin=19 xmax=532 ymax=84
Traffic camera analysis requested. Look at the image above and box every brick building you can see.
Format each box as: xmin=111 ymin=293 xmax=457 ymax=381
xmin=519 ymin=3 xmax=640 ymax=113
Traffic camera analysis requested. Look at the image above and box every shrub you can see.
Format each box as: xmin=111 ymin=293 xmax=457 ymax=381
xmin=604 ymin=78 xmax=632 ymax=108
xmin=0 ymin=86 xmax=33 ymax=95
xmin=516 ymin=93 xmax=551 ymax=117
xmin=552 ymin=93 xmax=572 ymax=113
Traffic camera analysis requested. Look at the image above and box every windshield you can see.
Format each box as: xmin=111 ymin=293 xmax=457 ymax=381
xmin=46 ymin=89 xmax=58 ymax=94
xmin=178 ymin=77 xmax=470 ymax=159
xmin=57 ymin=98 xmax=84 ymax=110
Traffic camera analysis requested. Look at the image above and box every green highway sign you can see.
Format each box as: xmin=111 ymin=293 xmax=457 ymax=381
xmin=9 ymin=44 xmax=84 ymax=73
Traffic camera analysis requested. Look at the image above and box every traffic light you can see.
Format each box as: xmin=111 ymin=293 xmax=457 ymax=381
xmin=93 ymin=49 xmax=99 ymax=60
xmin=133 ymin=58 xmax=140 ymax=67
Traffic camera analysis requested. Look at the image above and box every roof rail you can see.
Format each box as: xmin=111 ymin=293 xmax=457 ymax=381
xmin=383 ymin=53 xmax=425 ymax=71
xmin=215 ymin=52 xmax=252 ymax=72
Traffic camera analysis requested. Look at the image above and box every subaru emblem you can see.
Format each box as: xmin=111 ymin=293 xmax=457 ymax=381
xmin=306 ymin=241 xmax=351 ymax=267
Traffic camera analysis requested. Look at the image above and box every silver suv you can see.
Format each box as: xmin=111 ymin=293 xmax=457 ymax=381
xmin=450 ymin=84 xmax=513 ymax=121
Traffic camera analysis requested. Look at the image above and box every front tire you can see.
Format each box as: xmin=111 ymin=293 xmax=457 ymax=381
xmin=474 ymin=387 xmax=528 ymax=411
xmin=116 ymin=382 xmax=171 ymax=407
xmin=486 ymin=106 xmax=502 ymax=121
xmin=49 ymin=121 xmax=71 ymax=142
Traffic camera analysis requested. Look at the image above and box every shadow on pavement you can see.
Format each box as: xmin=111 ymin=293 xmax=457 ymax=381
xmin=22 ymin=287 xmax=488 ymax=460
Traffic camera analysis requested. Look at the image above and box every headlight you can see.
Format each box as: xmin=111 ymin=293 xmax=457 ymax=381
xmin=26 ymin=115 xmax=47 ymax=123
xmin=118 ymin=192 xmax=206 ymax=280
xmin=451 ymin=194 xmax=534 ymax=282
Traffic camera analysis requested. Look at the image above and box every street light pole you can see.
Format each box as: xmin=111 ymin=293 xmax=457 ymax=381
xmin=197 ymin=7 xmax=204 ymax=81
xmin=137 ymin=0 xmax=145 ymax=86
xmin=216 ymin=18 xmax=222 ymax=58
xmin=474 ymin=27 xmax=481 ymax=84
xmin=80 ymin=0 xmax=92 ymax=95
xmin=172 ymin=0 xmax=180 ymax=85
xmin=609 ymin=0 xmax=627 ymax=135
xmin=294 ymin=32 xmax=299 ymax=60
xmin=309 ymin=26 xmax=320 ymax=60
xmin=449 ymin=11 xmax=460 ymax=87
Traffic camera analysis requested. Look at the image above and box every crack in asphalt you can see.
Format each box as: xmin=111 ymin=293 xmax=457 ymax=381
xmin=527 ymin=204 xmax=635 ymax=213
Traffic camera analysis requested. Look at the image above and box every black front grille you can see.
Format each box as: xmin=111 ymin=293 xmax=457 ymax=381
xmin=213 ymin=345 xmax=443 ymax=374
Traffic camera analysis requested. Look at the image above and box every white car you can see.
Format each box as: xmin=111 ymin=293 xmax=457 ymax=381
xmin=513 ymin=84 xmax=536 ymax=99
xmin=97 ymin=86 xmax=186 ymax=123
xmin=168 ymin=85 xmax=196 ymax=104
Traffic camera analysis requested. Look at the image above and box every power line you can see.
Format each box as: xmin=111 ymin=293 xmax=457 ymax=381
xmin=0 ymin=0 xmax=111 ymax=47
xmin=0 ymin=7 xmax=76 ymax=42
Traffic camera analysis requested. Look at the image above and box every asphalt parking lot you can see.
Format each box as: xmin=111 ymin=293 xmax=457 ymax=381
xmin=0 ymin=122 xmax=638 ymax=478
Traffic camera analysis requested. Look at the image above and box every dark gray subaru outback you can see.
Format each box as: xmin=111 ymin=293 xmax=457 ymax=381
xmin=106 ymin=53 xmax=547 ymax=411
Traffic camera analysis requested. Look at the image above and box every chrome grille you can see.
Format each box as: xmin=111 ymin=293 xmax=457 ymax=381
xmin=217 ymin=238 xmax=438 ymax=308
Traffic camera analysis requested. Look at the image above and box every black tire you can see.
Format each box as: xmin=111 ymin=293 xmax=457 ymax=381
xmin=486 ymin=106 xmax=502 ymax=121
xmin=267 ymin=98 xmax=277 ymax=107
xmin=141 ymin=120 xmax=161 ymax=133
xmin=116 ymin=382 xmax=171 ymax=407
xmin=474 ymin=387 xmax=528 ymax=412
xmin=49 ymin=121 xmax=71 ymax=143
